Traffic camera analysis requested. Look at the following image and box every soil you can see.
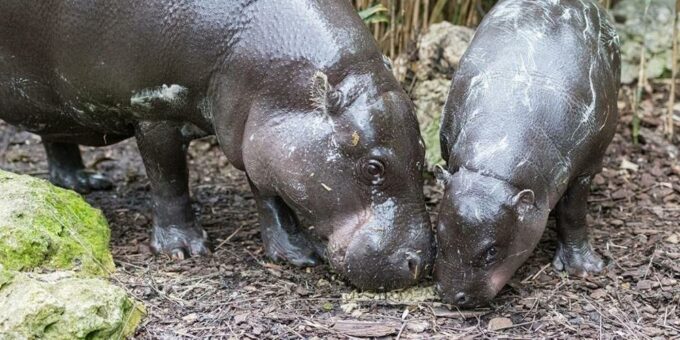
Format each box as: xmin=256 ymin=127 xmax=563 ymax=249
xmin=0 ymin=83 xmax=678 ymax=339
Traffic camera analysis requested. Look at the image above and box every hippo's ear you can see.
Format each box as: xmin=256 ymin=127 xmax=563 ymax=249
xmin=382 ymin=55 xmax=393 ymax=71
xmin=434 ymin=165 xmax=453 ymax=184
xmin=512 ymin=189 xmax=535 ymax=217
xmin=310 ymin=71 xmax=343 ymax=115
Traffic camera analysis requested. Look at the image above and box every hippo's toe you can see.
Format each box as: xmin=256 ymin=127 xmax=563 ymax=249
xmin=78 ymin=170 xmax=113 ymax=191
xmin=151 ymin=224 xmax=211 ymax=259
xmin=552 ymin=242 xmax=605 ymax=277
xmin=265 ymin=233 xmax=321 ymax=267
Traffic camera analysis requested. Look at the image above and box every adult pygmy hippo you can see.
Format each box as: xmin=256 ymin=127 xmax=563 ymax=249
xmin=0 ymin=0 xmax=434 ymax=290
xmin=435 ymin=0 xmax=620 ymax=306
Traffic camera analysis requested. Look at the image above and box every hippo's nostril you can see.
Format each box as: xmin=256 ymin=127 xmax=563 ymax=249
xmin=406 ymin=253 xmax=422 ymax=279
xmin=454 ymin=292 xmax=468 ymax=305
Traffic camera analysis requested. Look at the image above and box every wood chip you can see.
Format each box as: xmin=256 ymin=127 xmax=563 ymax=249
xmin=433 ymin=307 xmax=489 ymax=319
xmin=332 ymin=320 xmax=398 ymax=337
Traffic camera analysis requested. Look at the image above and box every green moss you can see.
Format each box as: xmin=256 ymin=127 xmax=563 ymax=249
xmin=413 ymin=78 xmax=451 ymax=168
xmin=0 ymin=266 xmax=15 ymax=289
xmin=0 ymin=270 xmax=146 ymax=339
xmin=422 ymin=118 xmax=443 ymax=167
xmin=0 ymin=170 xmax=115 ymax=277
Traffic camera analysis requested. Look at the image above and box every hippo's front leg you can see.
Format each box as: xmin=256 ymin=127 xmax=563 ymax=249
xmin=248 ymin=180 xmax=321 ymax=267
xmin=43 ymin=141 xmax=113 ymax=194
xmin=552 ymin=176 xmax=605 ymax=277
xmin=135 ymin=122 xmax=209 ymax=259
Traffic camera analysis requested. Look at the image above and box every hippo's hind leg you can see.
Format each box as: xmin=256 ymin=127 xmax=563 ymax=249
xmin=552 ymin=175 xmax=605 ymax=277
xmin=43 ymin=141 xmax=113 ymax=193
xmin=249 ymin=180 xmax=321 ymax=267
xmin=135 ymin=121 xmax=209 ymax=259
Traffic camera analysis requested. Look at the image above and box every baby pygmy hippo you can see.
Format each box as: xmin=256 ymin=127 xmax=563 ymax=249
xmin=434 ymin=0 xmax=620 ymax=307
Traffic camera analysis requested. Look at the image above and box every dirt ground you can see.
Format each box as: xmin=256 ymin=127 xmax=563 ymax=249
xmin=0 ymin=83 xmax=678 ymax=339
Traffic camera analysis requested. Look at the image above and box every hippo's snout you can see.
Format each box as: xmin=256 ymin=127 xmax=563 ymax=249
xmin=342 ymin=246 xmax=432 ymax=291
xmin=435 ymin=283 xmax=492 ymax=308
xmin=330 ymin=216 xmax=434 ymax=291
xmin=435 ymin=265 xmax=504 ymax=308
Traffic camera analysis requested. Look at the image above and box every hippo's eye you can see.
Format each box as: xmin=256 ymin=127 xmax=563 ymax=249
xmin=328 ymin=90 xmax=344 ymax=108
xmin=484 ymin=246 xmax=498 ymax=265
xmin=359 ymin=159 xmax=386 ymax=185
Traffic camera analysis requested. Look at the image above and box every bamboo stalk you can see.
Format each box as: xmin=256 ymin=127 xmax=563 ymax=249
xmin=667 ymin=0 xmax=679 ymax=138
xmin=430 ymin=0 xmax=448 ymax=24
xmin=423 ymin=0 xmax=430 ymax=29
xmin=633 ymin=0 xmax=652 ymax=145
xmin=412 ymin=0 xmax=421 ymax=43
xmin=351 ymin=0 xmax=492 ymax=56
xmin=390 ymin=0 xmax=396 ymax=59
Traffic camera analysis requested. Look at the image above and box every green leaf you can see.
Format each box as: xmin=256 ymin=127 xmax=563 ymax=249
xmin=363 ymin=13 xmax=390 ymax=24
xmin=358 ymin=4 xmax=390 ymax=24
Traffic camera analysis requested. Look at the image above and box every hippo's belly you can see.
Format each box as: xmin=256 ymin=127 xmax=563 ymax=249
xmin=0 ymin=76 xmax=135 ymax=144
xmin=0 ymin=68 xmax=202 ymax=146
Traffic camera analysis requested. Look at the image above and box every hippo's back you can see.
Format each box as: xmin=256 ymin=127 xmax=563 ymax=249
xmin=0 ymin=1 xmax=252 ymax=141
xmin=442 ymin=0 xmax=620 ymax=200
xmin=0 ymin=1 xmax=248 ymax=91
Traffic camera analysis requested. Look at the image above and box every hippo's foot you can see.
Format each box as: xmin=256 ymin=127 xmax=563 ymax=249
xmin=552 ymin=242 xmax=605 ymax=277
xmin=50 ymin=169 xmax=113 ymax=194
xmin=151 ymin=224 xmax=211 ymax=260
xmin=264 ymin=231 xmax=321 ymax=267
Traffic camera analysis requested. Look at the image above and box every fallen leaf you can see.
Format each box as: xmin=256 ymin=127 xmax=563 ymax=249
xmin=666 ymin=234 xmax=679 ymax=244
xmin=488 ymin=317 xmax=513 ymax=331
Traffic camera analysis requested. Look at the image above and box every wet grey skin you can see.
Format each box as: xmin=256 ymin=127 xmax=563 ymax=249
xmin=0 ymin=0 xmax=434 ymax=290
xmin=434 ymin=0 xmax=621 ymax=307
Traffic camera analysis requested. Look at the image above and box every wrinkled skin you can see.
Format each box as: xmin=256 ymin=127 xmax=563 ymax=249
xmin=435 ymin=0 xmax=620 ymax=307
xmin=0 ymin=0 xmax=433 ymax=290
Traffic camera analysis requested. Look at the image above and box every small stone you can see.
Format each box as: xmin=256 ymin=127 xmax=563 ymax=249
xmin=406 ymin=320 xmax=430 ymax=333
xmin=636 ymin=280 xmax=653 ymax=290
xmin=488 ymin=317 xmax=513 ymax=331
xmin=233 ymin=313 xmax=249 ymax=325
xmin=182 ymin=313 xmax=198 ymax=323
xmin=620 ymin=159 xmax=640 ymax=172
xmin=666 ymin=234 xmax=679 ymax=244
xmin=590 ymin=289 xmax=607 ymax=299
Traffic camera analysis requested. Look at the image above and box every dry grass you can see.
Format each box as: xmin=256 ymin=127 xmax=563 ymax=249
xmin=352 ymin=0 xmax=614 ymax=58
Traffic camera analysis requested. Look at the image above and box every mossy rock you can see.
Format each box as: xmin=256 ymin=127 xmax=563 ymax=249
xmin=612 ymin=0 xmax=676 ymax=83
xmin=0 ymin=170 xmax=115 ymax=276
xmin=0 ymin=267 xmax=145 ymax=340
